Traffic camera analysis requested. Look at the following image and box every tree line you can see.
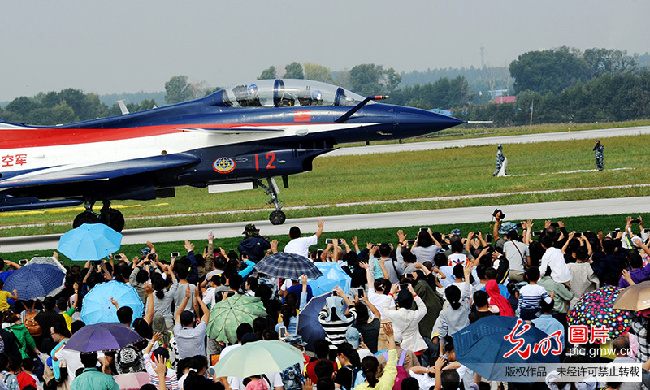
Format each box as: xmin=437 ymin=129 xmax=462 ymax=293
xmin=1 ymin=47 xmax=649 ymax=127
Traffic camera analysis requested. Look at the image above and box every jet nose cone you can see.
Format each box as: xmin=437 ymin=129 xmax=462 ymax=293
xmin=393 ymin=106 xmax=463 ymax=136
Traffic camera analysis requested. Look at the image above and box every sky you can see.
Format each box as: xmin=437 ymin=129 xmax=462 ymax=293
xmin=1 ymin=0 xmax=649 ymax=102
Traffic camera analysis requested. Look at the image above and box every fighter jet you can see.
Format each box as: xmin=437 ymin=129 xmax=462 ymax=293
xmin=0 ymin=79 xmax=463 ymax=231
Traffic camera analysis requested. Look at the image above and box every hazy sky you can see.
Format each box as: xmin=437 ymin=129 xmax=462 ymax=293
xmin=1 ymin=0 xmax=648 ymax=102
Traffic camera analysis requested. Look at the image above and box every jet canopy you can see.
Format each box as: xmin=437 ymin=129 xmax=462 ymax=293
xmin=215 ymin=79 xmax=365 ymax=108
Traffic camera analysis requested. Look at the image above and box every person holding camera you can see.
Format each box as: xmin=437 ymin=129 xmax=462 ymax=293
xmin=504 ymin=229 xmax=530 ymax=283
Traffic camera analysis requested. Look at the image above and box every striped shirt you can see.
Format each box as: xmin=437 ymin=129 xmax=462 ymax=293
xmin=518 ymin=284 xmax=549 ymax=312
xmin=318 ymin=308 xmax=356 ymax=349
xmin=144 ymin=353 xmax=179 ymax=389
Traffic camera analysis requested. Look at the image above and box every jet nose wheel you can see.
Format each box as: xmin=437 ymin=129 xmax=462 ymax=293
xmin=269 ymin=210 xmax=286 ymax=225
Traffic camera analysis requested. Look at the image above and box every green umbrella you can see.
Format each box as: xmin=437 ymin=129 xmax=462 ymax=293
xmin=213 ymin=340 xmax=303 ymax=378
xmin=207 ymin=294 xmax=266 ymax=344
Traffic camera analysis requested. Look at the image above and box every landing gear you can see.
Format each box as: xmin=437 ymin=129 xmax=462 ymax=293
xmin=257 ymin=178 xmax=286 ymax=225
xmin=72 ymin=199 xmax=125 ymax=232
xmin=101 ymin=201 xmax=125 ymax=232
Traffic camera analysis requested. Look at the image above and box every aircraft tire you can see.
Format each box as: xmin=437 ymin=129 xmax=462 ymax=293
xmin=269 ymin=210 xmax=286 ymax=225
xmin=72 ymin=211 xmax=100 ymax=228
xmin=101 ymin=208 xmax=125 ymax=232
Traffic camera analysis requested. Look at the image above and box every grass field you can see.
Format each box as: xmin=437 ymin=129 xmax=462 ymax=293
xmin=2 ymin=122 xmax=650 ymax=237
xmin=0 ymin=213 xmax=637 ymax=267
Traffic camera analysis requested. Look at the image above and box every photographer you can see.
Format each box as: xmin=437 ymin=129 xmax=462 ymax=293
xmin=503 ymin=229 xmax=530 ymax=283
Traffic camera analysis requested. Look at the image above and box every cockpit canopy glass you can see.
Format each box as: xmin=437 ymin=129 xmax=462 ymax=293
xmin=216 ymin=79 xmax=365 ymax=108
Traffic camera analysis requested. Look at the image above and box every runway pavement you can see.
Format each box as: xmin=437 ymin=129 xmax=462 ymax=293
xmin=325 ymin=126 xmax=650 ymax=156
xmin=3 ymin=196 xmax=650 ymax=253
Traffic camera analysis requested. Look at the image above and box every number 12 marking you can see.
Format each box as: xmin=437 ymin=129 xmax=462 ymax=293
xmin=254 ymin=153 xmax=276 ymax=170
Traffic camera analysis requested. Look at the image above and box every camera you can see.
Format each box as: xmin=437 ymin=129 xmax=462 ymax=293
xmin=486 ymin=234 xmax=493 ymax=243
xmin=631 ymin=218 xmax=642 ymax=224
xmin=573 ymin=232 xmax=582 ymax=238
xmin=550 ymin=222 xmax=559 ymax=228
xmin=407 ymin=240 xmax=415 ymax=246
xmin=18 ymin=259 xmax=28 ymax=266
xmin=141 ymin=248 xmax=151 ymax=256
xmin=533 ymin=230 xmax=543 ymax=236
xmin=148 ymin=253 xmax=157 ymax=260
xmin=492 ymin=209 xmax=505 ymax=219
xmin=420 ymin=227 xmax=428 ymax=232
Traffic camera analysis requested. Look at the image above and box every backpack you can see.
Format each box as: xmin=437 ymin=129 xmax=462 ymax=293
xmin=383 ymin=350 xmax=408 ymax=390
xmin=24 ymin=311 xmax=41 ymax=337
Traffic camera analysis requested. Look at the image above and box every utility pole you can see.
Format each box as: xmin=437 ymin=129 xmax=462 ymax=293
xmin=480 ymin=46 xmax=485 ymax=68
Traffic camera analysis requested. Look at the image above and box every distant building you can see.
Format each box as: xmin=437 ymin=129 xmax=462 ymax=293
xmin=495 ymin=96 xmax=517 ymax=104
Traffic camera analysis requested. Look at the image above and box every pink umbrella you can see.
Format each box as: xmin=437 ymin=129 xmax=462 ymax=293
xmin=114 ymin=372 xmax=150 ymax=390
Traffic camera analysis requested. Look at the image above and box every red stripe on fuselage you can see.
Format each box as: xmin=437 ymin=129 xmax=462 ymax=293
xmin=0 ymin=122 xmax=307 ymax=149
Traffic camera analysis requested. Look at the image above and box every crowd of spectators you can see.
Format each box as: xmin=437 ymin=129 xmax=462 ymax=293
xmin=0 ymin=211 xmax=649 ymax=390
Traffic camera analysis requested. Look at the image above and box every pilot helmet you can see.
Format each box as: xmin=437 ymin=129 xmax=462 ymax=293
xmin=248 ymin=84 xmax=259 ymax=96
xmin=311 ymin=90 xmax=323 ymax=101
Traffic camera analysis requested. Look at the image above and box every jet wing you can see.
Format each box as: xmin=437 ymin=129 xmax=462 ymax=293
xmin=0 ymin=153 xmax=200 ymax=190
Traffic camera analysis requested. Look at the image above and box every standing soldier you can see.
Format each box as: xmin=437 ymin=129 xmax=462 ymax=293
xmin=593 ymin=140 xmax=604 ymax=171
xmin=493 ymin=144 xmax=506 ymax=176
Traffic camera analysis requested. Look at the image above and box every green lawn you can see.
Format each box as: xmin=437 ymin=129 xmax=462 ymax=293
xmin=2 ymin=124 xmax=650 ymax=237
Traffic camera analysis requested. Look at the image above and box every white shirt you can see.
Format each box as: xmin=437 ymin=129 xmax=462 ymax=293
xmin=283 ymin=235 xmax=319 ymax=258
xmin=367 ymin=288 xmax=395 ymax=319
xmin=504 ymin=240 xmax=529 ymax=272
xmin=539 ymin=247 xmax=571 ymax=283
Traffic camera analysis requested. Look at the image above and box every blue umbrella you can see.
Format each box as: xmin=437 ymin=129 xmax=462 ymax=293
xmin=80 ymin=281 xmax=144 ymax=325
xmin=308 ymin=263 xmax=351 ymax=296
xmin=296 ymin=291 xmax=331 ymax=352
xmin=58 ymin=223 xmax=122 ymax=261
xmin=64 ymin=322 xmax=143 ymax=352
xmin=254 ymin=252 xmax=322 ymax=279
xmin=3 ymin=263 xmax=66 ymax=300
xmin=453 ymin=316 xmax=561 ymax=382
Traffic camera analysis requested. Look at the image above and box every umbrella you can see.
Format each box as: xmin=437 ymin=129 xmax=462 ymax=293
xmin=213 ymin=340 xmax=303 ymax=378
xmin=308 ymin=263 xmax=351 ymax=296
xmin=27 ymin=257 xmax=67 ymax=274
xmin=114 ymin=372 xmax=150 ymax=390
xmin=58 ymin=223 xmax=122 ymax=261
xmin=568 ymin=285 xmax=631 ymax=341
xmin=80 ymin=280 xmax=144 ymax=325
xmin=453 ymin=316 xmax=561 ymax=382
xmin=613 ymin=281 xmax=650 ymax=311
xmin=296 ymin=291 xmax=332 ymax=352
xmin=207 ymin=294 xmax=266 ymax=344
xmin=3 ymin=263 xmax=66 ymax=300
xmin=64 ymin=322 xmax=143 ymax=352
xmin=254 ymin=252 xmax=322 ymax=279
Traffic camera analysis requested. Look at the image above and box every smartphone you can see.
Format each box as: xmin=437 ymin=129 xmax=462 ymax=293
xmin=317 ymin=249 xmax=324 ymax=257
xmin=338 ymin=239 xmax=344 ymax=245
xmin=18 ymin=259 xmax=28 ymax=266
xmin=207 ymin=367 xmax=215 ymax=378
xmin=326 ymin=239 xmax=333 ymax=245
xmin=420 ymin=227 xmax=428 ymax=232
xmin=407 ymin=240 xmax=415 ymax=246
xmin=486 ymin=234 xmax=493 ymax=243
xmin=170 ymin=252 xmax=180 ymax=258
xmin=278 ymin=326 xmax=287 ymax=339
xmin=358 ymin=289 xmax=364 ymax=298
xmin=573 ymin=232 xmax=582 ymax=238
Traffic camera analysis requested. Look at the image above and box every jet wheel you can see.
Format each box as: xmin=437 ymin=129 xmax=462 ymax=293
xmin=101 ymin=208 xmax=125 ymax=232
xmin=73 ymin=211 xmax=100 ymax=229
xmin=269 ymin=210 xmax=286 ymax=225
